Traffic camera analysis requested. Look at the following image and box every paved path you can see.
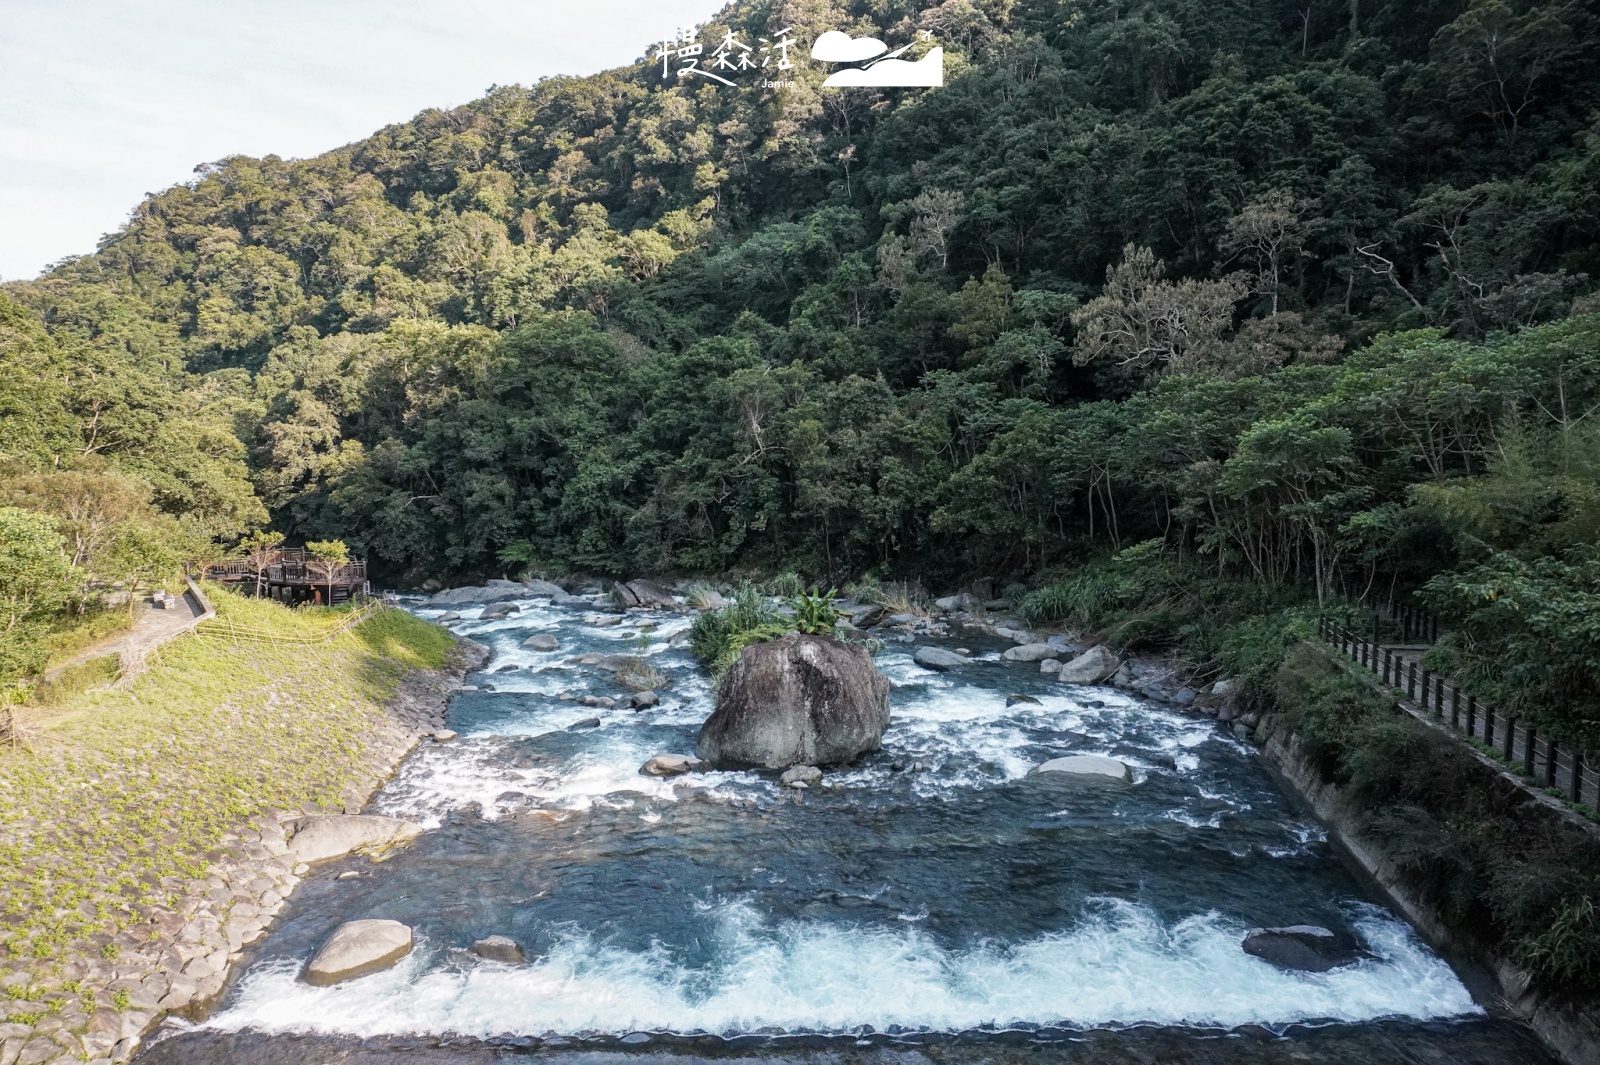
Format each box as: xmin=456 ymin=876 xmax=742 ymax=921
xmin=44 ymin=588 xmax=209 ymax=679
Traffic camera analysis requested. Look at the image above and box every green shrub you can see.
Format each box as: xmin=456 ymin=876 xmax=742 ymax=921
xmin=689 ymin=582 xmax=797 ymax=676
xmin=789 ymin=587 xmax=840 ymax=635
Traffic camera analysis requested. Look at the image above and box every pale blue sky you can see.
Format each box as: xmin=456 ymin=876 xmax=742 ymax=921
xmin=0 ymin=0 xmax=726 ymax=280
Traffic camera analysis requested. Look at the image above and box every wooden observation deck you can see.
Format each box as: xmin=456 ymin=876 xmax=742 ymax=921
xmin=188 ymin=548 xmax=370 ymax=606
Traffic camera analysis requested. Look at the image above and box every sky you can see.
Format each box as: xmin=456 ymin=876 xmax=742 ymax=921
xmin=0 ymin=0 xmax=727 ymax=281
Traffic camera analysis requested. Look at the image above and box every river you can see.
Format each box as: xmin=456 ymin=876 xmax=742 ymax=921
xmin=136 ymin=591 xmax=1558 ymax=1064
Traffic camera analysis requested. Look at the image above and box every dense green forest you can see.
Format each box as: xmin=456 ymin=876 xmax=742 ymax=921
xmin=5 ymin=0 xmax=1600 ymax=722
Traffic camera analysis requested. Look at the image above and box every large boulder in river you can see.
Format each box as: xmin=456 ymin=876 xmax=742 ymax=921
xmin=913 ymin=646 xmax=970 ymax=671
xmin=612 ymin=579 xmax=679 ymax=610
xmin=1056 ymin=645 xmax=1122 ymax=684
xmin=521 ymin=579 xmax=566 ymax=598
xmin=697 ymin=633 xmax=890 ymax=769
xmin=303 ymin=919 xmax=413 ymax=985
xmin=1242 ymin=926 xmax=1366 ymax=972
xmin=288 ymin=815 xmax=423 ymax=864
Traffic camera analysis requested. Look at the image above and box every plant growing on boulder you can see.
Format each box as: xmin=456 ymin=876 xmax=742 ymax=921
xmin=689 ymin=582 xmax=794 ymax=676
xmin=789 ymin=587 xmax=841 ymax=635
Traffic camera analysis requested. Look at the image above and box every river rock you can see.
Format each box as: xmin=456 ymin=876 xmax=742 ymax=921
xmin=437 ymin=611 xmax=461 ymax=621
xmin=1006 ymin=694 xmax=1041 ymax=706
xmin=1172 ymin=686 xmax=1198 ymax=708
xmin=287 ymin=816 xmax=423 ymax=864
xmin=1242 ymin=926 xmax=1365 ymax=972
xmin=849 ymin=604 xmax=886 ymax=628
xmin=480 ymin=603 xmax=519 ymax=620
xmin=1030 ymin=755 xmax=1132 ymax=782
xmin=470 ymin=935 xmax=526 ymax=964
xmin=1004 ymin=643 xmax=1060 ymax=663
xmin=934 ymin=592 xmax=980 ymax=613
xmin=522 ymin=634 xmax=560 ymax=651
xmin=1040 ymin=659 xmax=1063 ymax=674
xmin=568 ymin=717 xmax=602 ymax=730
xmin=630 ymin=690 xmax=660 ymax=710
xmin=521 ymin=579 xmax=566 ymax=598
xmin=913 ymin=646 xmax=970 ymax=671
xmin=640 ymin=753 xmax=704 ymax=777
xmin=427 ymin=585 xmax=526 ymax=608
xmin=697 ymin=633 xmax=890 ymax=769
xmin=1211 ymin=676 xmax=1239 ymax=698
xmin=433 ymin=729 xmax=458 ymax=741
xmin=303 ymin=920 xmax=413 ymax=985
xmin=779 ymin=765 xmax=823 ymax=787
xmin=612 ymin=579 xmax=679 ymax=610
xmin=1057 ymin=646 xmax=1122 ymax=684
xmin=694 ymin=589 xmax=731 ymax=610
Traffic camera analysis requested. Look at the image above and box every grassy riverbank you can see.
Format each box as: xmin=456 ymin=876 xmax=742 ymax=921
xmin=0 ymin=588 xmax=450 ymax=1029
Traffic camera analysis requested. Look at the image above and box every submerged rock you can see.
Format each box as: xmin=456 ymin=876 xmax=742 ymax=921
xmin=640 ymin=753 xmax=704 ymax=777
xmin=522 ymin=634 xmax=560 ymax=651
xmin=780 ymin=765 xmax=823 ymax=787
xmin=470 ymin=935 xmax=526 ymax=964
xmin=1242 ymin=926 xmax=1366 ymax=972
xmin=303 ymin=920 xmax=413 ymax=985
xmin=1006 ymin=694 xmax=1041 ymax=707
xmin=913 ymin=646 xmax=970 ymax=671
xmin=287 ymin=815 xmax=423 ymax=864
xmin=697 ymin=633 xmax=890 ymax=769
xmin=568 ymin=717 xmax=602 ymax=730
xmin=1056 ymin=646 xmax=1122 ymax=684
xmin=1030 ymin=755 xmax=1132 ymax=783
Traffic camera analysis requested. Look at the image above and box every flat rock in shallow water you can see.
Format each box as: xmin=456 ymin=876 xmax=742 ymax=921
xmin=780 ymin=765 xmax=823 ymax=787
xmin=913 ymin=646 xmax=970 ymax=671
xmin=1030 ymin=755 xmax=1131 ymax=783
xmin=1003 ymin=642 xmax=1059 ymax=663
xmin=1242 ymin=926 xmax=1366 ymax=972
xmin=469 ymin=935 xmax=526 ymax=964
xmin=640 ymin=753 xmax=704 ymax=777
xmin=287 ymin=815 xmax=423 ymax=864
xmin=303 ymin=920 xmax=412 ymax=985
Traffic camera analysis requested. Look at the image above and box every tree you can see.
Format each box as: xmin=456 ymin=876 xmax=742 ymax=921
xmin=1 ymin=469 xmax=152 ymax=602
xmin=305 ymin=539 xmax=350 ymax=606
xmin=239 ymin=529 xmax=286 ymax=598
xmin=1071 ymin=246 xmax=1246 ymax=375
xmin=0 ymin=507 xmax=76 ymax=682
xmin=1221 ymin=190 xmax=1314 ymax=317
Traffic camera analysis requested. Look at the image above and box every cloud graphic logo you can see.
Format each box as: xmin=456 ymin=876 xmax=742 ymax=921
xmin=821 ymin=46 xmax=943 ymax=88
xmin=811 ymin=30 xmax=889 ymax=63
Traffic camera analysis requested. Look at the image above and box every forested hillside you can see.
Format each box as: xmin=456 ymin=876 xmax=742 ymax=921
xmin=5 ymin=0 xmax=1600 ymax=699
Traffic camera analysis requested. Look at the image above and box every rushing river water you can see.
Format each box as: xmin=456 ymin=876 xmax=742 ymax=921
xmin=141 ymin=592 xmax=1558 ymax=1064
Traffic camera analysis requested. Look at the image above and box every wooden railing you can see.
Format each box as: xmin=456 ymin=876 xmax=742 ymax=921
xmin=1318 ymin=616 xmax=1598 ymax=811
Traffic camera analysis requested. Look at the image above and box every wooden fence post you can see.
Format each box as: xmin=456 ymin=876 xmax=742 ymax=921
xmin=1524 ymin=725 xmax=1536 ymax=777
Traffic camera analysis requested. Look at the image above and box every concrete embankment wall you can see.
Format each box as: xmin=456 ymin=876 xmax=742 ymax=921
xmin=1255 ymin=720 xmax=1600 ymax=1065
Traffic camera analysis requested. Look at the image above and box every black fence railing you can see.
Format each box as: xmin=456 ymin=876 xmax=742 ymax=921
xmin=1317 ymin=617 xmax=1597 ymax=811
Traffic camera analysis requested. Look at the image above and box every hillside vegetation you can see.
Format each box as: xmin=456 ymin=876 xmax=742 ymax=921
xmin=4 ymin=0 xmax=1600 ymax=735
